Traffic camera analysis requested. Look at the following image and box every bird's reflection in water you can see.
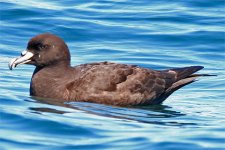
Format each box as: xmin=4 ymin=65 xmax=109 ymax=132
xmin=28 ymin=96 xmax=197 ymax=127
xmin=30 ymin=107 xmax=66 ymax=114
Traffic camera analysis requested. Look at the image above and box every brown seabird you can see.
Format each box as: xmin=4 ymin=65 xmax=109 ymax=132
xmin=9 ymin=33 xmax=209 ymax=106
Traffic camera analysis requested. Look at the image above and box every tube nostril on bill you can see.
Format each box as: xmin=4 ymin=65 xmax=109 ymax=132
xmin=21 ymin=50 xmax=27 ymax=56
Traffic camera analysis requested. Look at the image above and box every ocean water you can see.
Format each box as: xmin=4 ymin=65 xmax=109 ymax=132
xmin=0 ymin=0 xmax=225 ymax=149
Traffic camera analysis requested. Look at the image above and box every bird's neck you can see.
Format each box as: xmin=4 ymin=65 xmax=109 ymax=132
xmin=35 ymin=61 xmax=72 ymax=74
xmin=30 ymin=62 xmax=73 ymax=100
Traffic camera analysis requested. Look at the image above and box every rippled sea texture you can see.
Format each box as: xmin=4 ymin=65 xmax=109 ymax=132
xmin=1 ymin=0 xmax=225 ymax=150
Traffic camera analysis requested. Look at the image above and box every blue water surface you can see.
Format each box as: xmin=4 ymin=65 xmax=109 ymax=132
xmin=0 ymin=0 xmax=225 ymax=150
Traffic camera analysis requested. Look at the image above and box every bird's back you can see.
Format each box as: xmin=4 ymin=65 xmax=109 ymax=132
xmin=67 ymin=62 xmax=180 ymax=106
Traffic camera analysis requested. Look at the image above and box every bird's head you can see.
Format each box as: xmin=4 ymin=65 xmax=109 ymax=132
xmin=9 ymin=33 xmax=71 ymax=70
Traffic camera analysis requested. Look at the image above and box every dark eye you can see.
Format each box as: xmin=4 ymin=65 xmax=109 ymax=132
xmin=39 ymin=44 xmax=48 ymax=50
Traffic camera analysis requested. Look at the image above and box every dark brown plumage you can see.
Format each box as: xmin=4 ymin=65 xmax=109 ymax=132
xmin=9 ymin=33 xmax=207 ymax=106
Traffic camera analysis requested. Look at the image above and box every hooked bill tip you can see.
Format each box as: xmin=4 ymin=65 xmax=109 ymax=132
xmin=8 ymin=58 xmax=18 ymax=70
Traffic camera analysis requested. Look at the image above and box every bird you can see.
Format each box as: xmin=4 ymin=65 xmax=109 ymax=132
xmin=9 ymin=33 xmax=209 ymax=106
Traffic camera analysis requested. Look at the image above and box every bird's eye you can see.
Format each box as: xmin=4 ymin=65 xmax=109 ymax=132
xmin=39 ymin=44 xmax=47 ymax=50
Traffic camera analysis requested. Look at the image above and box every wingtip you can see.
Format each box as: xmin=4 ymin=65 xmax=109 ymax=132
xmin=189 ymin=66 xmax=204 ymax=72
xmin=191 ymin=66 xmax=204 ymax=70
xmin=168 ymin=65 xmax=205 ymax=81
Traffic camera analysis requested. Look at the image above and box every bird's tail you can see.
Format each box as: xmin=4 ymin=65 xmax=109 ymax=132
xmin=169 ymin=66 xmax=204 ymax=81
xmin=152 ymin=66 xmax=216 ymax=104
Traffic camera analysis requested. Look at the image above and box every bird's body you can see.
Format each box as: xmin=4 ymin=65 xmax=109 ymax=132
xmin=9 ymin=33 xmax=207 ymax=106
xmin=30 ymin=61 xmax=202 ymax=106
